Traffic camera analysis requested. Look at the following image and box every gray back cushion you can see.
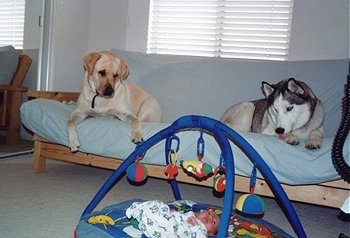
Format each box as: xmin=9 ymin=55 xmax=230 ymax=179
xmin=0 ymin=45 xmax=19 ymax=85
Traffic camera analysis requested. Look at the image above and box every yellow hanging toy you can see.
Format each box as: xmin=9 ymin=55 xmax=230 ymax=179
xmin=180 ymin=130 xmax=213 ymax=178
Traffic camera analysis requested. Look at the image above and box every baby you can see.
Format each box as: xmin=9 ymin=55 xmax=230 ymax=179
xmin=126 ymin=200 xmax=219 ymax=238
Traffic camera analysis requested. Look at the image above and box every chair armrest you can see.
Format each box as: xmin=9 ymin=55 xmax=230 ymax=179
xmin=10 ymin=54 xmax=32 ymax=88
xmin=28 ymin=90 xmax=80 ymax=102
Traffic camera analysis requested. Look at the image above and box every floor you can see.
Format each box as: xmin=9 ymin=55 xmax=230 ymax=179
xmin=0 ymin=155 xmax=349 ymax=238
xmin=0 ymin=137 xmax=349 ymax=237
xmin=0 ymin=136 xmax=33 ymax=155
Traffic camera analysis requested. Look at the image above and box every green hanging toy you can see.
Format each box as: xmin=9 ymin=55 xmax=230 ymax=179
xmin=213 ymin=154 xmax=226 ymax=193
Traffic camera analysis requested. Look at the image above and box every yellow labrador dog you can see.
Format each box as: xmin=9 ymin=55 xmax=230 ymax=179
xmin=66 ymin=51 xmax=162 ymax=152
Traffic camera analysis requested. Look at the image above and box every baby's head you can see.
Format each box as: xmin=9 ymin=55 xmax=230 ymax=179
xmin=196 ymin=209 xmax=220 ymax=235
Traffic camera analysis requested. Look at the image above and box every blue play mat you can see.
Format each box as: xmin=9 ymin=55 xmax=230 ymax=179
xmin=76 ymin=199 xmax=295 ymax=237
xmin=75 ymin=115 xmax=306 ymax=238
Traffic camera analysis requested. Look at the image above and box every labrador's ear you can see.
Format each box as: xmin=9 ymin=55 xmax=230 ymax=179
xmin=83 ymin=52 xmax=101 ymax=76
xmin=119 ymin=58 xmax=129 ymax=80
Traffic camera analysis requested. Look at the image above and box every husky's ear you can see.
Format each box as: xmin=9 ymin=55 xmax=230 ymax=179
xmin=261 ymin=81 xmax=275 ymax=97
xmin=287 ymin=78 xmax=304 ymax=95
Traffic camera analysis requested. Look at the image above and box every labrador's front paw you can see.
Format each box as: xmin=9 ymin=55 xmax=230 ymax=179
xmin=68 ymin=137 xmax=80 ymax=152
xmin=131 ymin=128 xmax=143 ymax=144
xmin=131 ymin=120 xmax=144 ymax=144
xmin=67 ymin=126 xmax=80 ymax=152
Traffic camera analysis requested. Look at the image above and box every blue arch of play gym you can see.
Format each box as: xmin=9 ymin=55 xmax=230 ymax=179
xmin=81 ymin=115 xmax=306 ymax=238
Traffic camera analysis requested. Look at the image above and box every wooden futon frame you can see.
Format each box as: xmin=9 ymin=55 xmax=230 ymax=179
xmin=27 ymin=90 xmax=349 ymax=209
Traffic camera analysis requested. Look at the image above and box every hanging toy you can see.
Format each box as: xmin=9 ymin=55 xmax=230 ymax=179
xmin=164 ymin=150 xmax=179 ymax=179
xmin=181 ymin=160 xmax=213 ymax=178
xmin=213 ymin=154 xmax=226 ymax=192
xmin=126 ymin=156 xmax=148 ymax=183
xmin=213 ymin=174 xmax=226 ymax=192
xmin=236 ymin=193 xmax=265 ymax=217
xmin=180 ymin=130 xmax=213 ymax=178
xmin=235 ymin=164 xmax=265 ymax=217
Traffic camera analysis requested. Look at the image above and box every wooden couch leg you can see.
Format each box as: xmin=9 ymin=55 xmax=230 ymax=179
xmin=6 ymin=91 xmax=22 ymax=145
xmin=33 ymin=140 xmax=46 ymax=173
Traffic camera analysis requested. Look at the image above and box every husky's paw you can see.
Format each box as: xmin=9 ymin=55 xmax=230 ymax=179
xmin=284 ymin=134 xmax=300 ymax=145
xmin=305 ymin=137 xmax=322 ymax=150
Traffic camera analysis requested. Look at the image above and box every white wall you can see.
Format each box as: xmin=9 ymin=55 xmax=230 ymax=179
xmin=23 ymin=0 xmax=43 ymax=49
xmin=38 ymin=0 xmax=349 ymax=91
xmin=22 ymin=0 xmax=44 ymax=90
xmin=125 ymin=0 xmax=150 ymax=52
xmin=289 ymin=0 xmax=349 ymax=60
xmin=87 ymin=0 xmax=128 ymax=51
xmin=40 ymin=0 xmax=90 ymax=91
xmin=125 ymin=0 xmax=350 ymax=59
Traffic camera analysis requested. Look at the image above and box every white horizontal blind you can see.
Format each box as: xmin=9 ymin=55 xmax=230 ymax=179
xmin=148 ymin=0 xmax=294 ymax=61
xmin=0 ymin=0 xmax=25 ymax=49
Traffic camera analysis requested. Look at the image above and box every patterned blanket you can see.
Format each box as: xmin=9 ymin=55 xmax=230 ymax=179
xmin=75 ymin=199 xmax=293 ymax=238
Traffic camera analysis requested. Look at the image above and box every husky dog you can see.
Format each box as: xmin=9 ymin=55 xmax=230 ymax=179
xmin=221 ymin=78 xmax=324 ymax=150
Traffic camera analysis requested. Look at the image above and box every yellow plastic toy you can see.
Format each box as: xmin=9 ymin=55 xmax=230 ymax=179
xmin=88 ymin=214 xmax=115 ymax=229
xmin=87 ymin=211 xmax=126 ymax=229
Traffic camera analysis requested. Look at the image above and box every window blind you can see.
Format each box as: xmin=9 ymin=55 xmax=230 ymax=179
xmin=0 ymin=0 xmax=25 ymax=49
xmin=148 ymin=0 xmax=294 ymax=61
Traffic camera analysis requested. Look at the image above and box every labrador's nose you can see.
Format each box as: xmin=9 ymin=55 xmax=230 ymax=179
xmin=103 ymin=85 xmax=114 ymax=97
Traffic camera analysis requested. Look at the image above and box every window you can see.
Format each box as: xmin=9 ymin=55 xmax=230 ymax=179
xmin=148 ymin=0 xmax=294 ymax=61
xmin=0 ymin=0 xmax=25 ymax=49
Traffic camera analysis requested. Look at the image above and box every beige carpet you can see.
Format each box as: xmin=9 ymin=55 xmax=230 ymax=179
xmin=0 ymin=155 xmax=349 ymax=238
xmin=0 ymin=136 xmax=33 ymax=154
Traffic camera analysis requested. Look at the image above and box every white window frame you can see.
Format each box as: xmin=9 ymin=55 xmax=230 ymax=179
xmin=0 ymin=0 xmax=25 ymax=49
xmin=148 ymin=0 xmax=294 ymax=61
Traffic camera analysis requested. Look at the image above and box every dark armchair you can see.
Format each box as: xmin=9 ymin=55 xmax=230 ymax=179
xmin=0 ymin=54 xmax=32 ymax=144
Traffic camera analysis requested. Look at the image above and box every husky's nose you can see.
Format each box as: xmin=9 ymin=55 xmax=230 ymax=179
xmin=103 ymin=85 xmax=114 ymax=97
xmin=275 ymin=127 xmax=285 ymax=134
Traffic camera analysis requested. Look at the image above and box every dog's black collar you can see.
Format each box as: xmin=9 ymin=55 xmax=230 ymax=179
xmin=91 ymin=94 xmax=98 ymax=108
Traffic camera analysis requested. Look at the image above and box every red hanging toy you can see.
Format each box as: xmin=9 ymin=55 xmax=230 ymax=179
xmin=126 ymin=156 xmax=148 ymax=183
xmin=164 ymin=150 xmax=179 ymax=179
xmin=213 ymin=154 xmax=226 ymax=192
